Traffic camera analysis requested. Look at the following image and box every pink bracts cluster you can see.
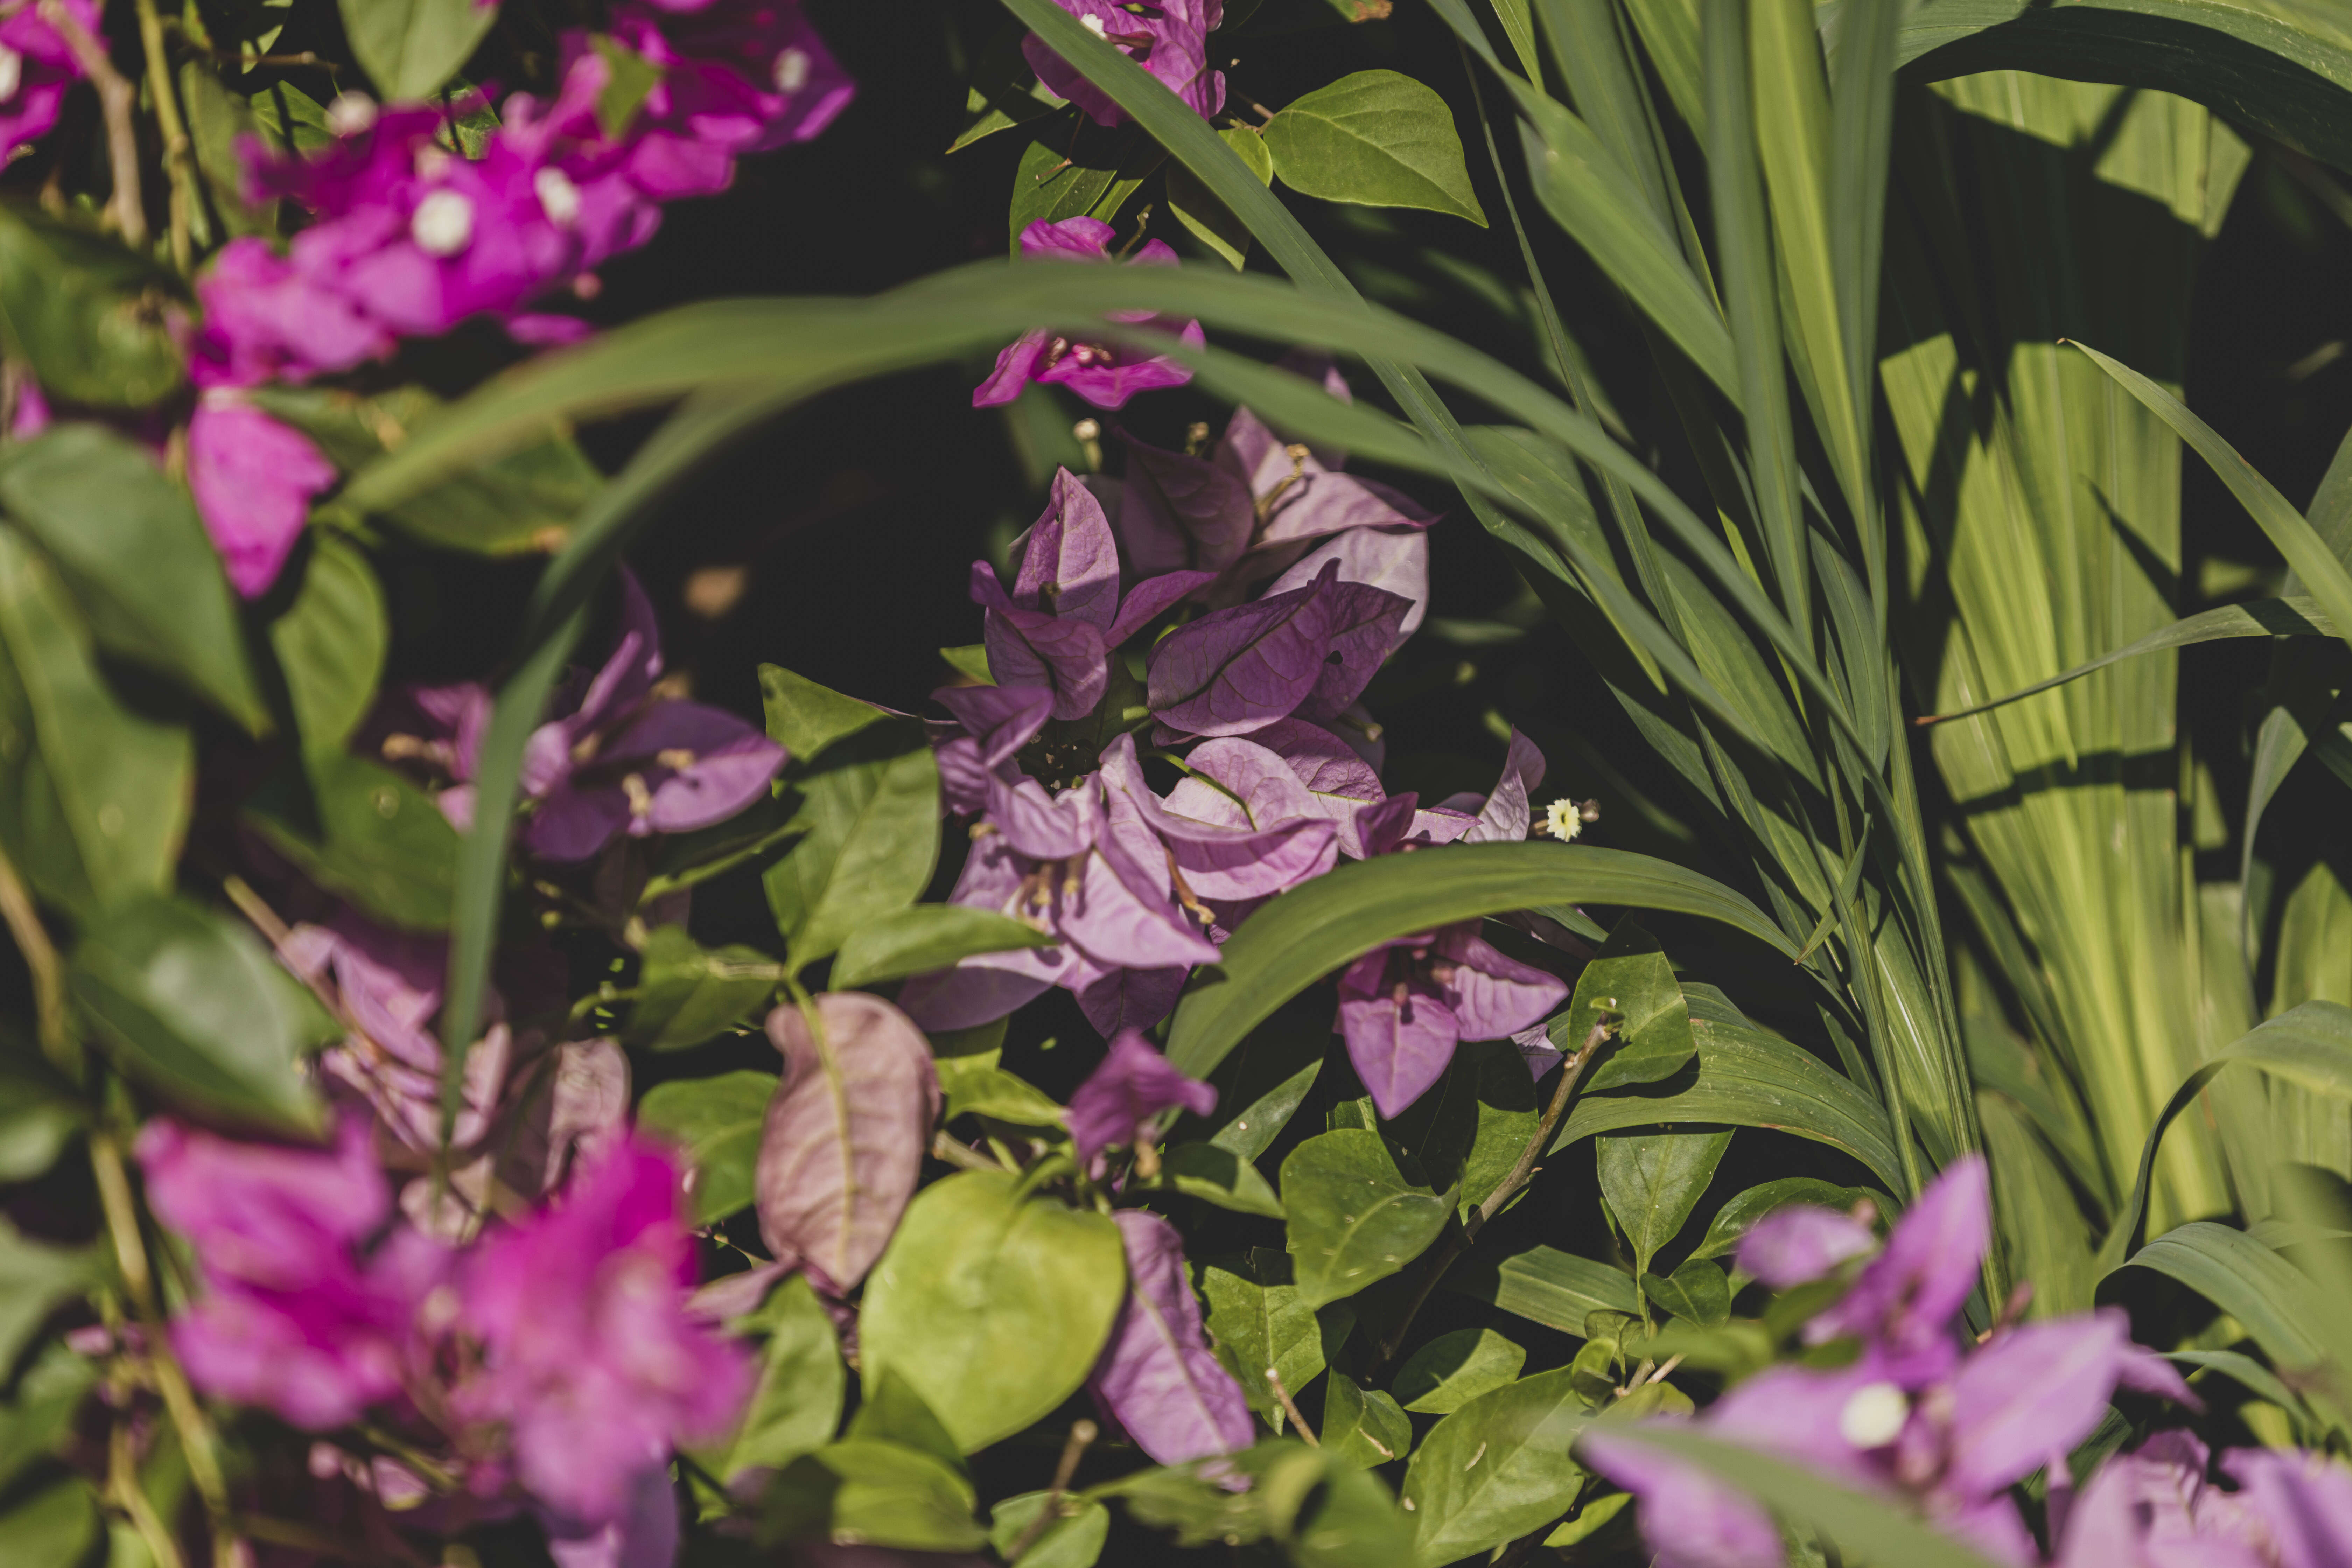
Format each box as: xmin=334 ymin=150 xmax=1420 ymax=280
xmin=185 ymin=0 xmax=852 ymax=598
xmin=0 ymin=0 xmax=97 ymax=164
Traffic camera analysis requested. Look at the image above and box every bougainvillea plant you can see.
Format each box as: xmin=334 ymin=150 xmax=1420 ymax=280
xmin=7 ymin=0 xmax=2352 ymax=1566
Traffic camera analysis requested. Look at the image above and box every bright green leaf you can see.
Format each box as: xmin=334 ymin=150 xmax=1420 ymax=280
xmin=988 ymin=1490 xmax=1110 ymax=1568
xmin=1596 ymin=1129 xmax=1733 ymax=1277
xmin=1281 ymin=1129 xmax=1453 ymax=1309
xmin=1447 ymin=1244 xmax=1636 ymax=1337
xmin=758 ymin=663 xmax=888 ymax=762
xmin=637 ymin=1070 xmax=777 ymax=1225
xmin=764 ymin=718 xmax=940 ymax=974
xmin=1403 ymin=1367 xmax=1587 ymax=1564
xmin=270 ymin=537 xmax=388 ymax=756
xmin=758 ymin=1438 xmax=985 ymax=1553
xmin=1643 ymin=1256 xmax=1730 ymax=1324
xmin=339 ymin=0 xmax=500 ymax=100
xmin=1555 ymin=920 xmax=1695 ymax=1092
xmin=830 ymin=904 xmax=1051 ymax=991
xmin=701 ymin=1273 xmax=843 ymax=1482
xmin=1009 ymin=124 xmax=1162 ymax=252
xmin=1201 ymin=1247 xmax=1348 ymax=1433
xmin=1321 ymin=1369 xmax=1410 ymax=1468
xmin=1394 ymin=1326 xmax=1527 ymax=1414
xmin=1168 ymin=125 xmax=1276 ymax=270
xmin=1265 ymin=70 xmax=1487 ymax=225
xmin=244 ymin=755 xmax=460 ymax=932
xmin=1140 ymin=1142 xmax=1286 ymax=1218
xmin=627 ymin=927 xmax=782 ymax=1052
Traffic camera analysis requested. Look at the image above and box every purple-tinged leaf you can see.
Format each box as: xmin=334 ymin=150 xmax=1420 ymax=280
xmin=1269 ymin=525 xmax=1431 ymax=640
xmin=755 ymin=994 xmax=940 ymax=1294
xmin=1012 ymin=469 xmax=1123 ymax=632
xmin=1735 ymin=1205 xmax=1877 ymax=1289
xmin=971 ymin=561 xmax=1109 ymax=721
xmin=933 ymin=684 xmax=1052 ymax=770
xmin=1104 ymin=568 xmax=1218 ymax=648
xmin=1117 ymin=432 xmax=1254 ymax=576
xmin=897 ymin=959 xmax=1057 ymax=1034
xmin=1463 ymin=729 xmax=1547 ymax=845
xmin=984 ymin=771 xmax=1097 ymax=862
xmin=1433 ymin=926 xmax=1569 ymax=1041
xmin=1068 ymin=1030 xmax=1218 ymax=1169
xmin=1088 ymin=1210 xmax=1254 ymax=1466
xmin=1298 ymin=580 xmax=1413 ymax=725
xmin=1146 ymin=561 xmax=1343 ymax=736
xmin=1075 ymin=964 xmax=1188 ymax=1037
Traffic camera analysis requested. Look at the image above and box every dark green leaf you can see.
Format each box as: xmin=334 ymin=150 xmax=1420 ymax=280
xmin=180 ymin=62 xmax=267 ymax=239
xmin=2107 ymin=1222 xmax=2325 ymax=1371
xmin=758 ymin=663 xmax=888 ymax=762
xmin=627 ymin=927 xmax=782 ymax=1052
xmin=1394 ymin=1326 xmax=1527 ymax=1414
xmin=950 ymin=22 xmax=1065 ymax=155
xmin=1281 ymin=1129 xmax=1453 ymax=1309
xmin=0 ymin=425 xmax=266 ymax=732
xmin=1009 ymin=125 xmax=1162 ymax=251
xmin=339 ymin=0 xmax=500 ymax=100
xmin=69 ymin=894 xmax=334 ymax=1133
xmin=1596 ymin=1129 xmax=1732 ymax=1276
xmin=830 ymin=905 xmax=1051 ymax=992
xmin=244 ymin=755 xmax=460 ymax=932
xmin=1202 ymin=1247 xmax=1345 ymax=1433
xmin=1194 ymin=1010 xmax=1325 ymax=1162
xmin=1387 ymin=1038 xmax=1538 ymax=1219
xmin=1167 ymin=843 xmax=1792 ymax=1084
xmin=758 ymin=1438 xmax=985 ymax=1553
xmin=0 ymin=1218 xmax=96 ymax=1374
xmin=0 ymin=1343 xmax=98 ymax=1493
xmin=859 ymin=1170 xmax=1126 ymax=1452
xmin=1289 ymin=1461 xmax=1420 ymax=1568
xmin=0 ymin=1476 xmax=100 ymax=1568
xmin=701 ymin=1273 xmax=844 ymax=1482
xmin=0 ymin=527 xmax=191 ymax=911
xmin=1168 ymin=125 xmax=1276 ymax=268
xmin=1265 ymin=70 xmax=1486 ymax=225
xmin=0 ymin=1048 xmax=78 ymax=1184
xmin=938 ymin=644 xmax=993 ymax=685
xmin=248 ymin=81 xmax=334 ymax=154
xmin=270 ymin=536 xmax=388 ymax=756
xmin=1447 ymin=1244 xmax=1636 ymax=1336
xmin=637 ymin=1070 xmax=777 ymax=1225
xmin=1402 ymin=1367 xmax=1587 ymax=1564
xmin=1642 ymin=1256 xmax=1730 ymax=1324
xmin=0 ymin=205 xmax=185 ymax=409
xmin=1553 ymin=919 xmax=1694 ymax=1091
xmin=1321 ymin=1369 xmax=1410 ymax=1468
xmin=1691 ymin=1177 xmax=1879 ymax=1262
xmin=1140 ymin=1142 xmax=1286 ymax=1218
xmin=989 ymin=1490 xmax=1110 ymax=1568
xmin=763 ymin=718 xmax=940 ymax=974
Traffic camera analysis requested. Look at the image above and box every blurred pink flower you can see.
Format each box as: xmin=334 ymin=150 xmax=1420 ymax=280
xmin=974 ymin=218 xmax=1204 ymax=411
xmin=0 ymin=0 xmax=98 ymax=163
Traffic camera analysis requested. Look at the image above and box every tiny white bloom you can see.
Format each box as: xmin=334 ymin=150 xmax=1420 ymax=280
xmin=772 ymin=46 xmax=811 ymax=93
xmin=1542 ymin=797 xmax=1584 ymax=842
xmin=534 ymin=166 xmax=582 ymax=227
xmin=324 ymin=91 xmax=379 ymax=138
xmin=413 ymin=145 xmax=453 ymax=181
xmin=1081 ymin=13 xmax=1107 ymax=34
xmin=0 ymin=44 xmax=24 ymax=105
xmin=1838 ymin=1380 xmax=1909 ymax=1448
xmin=410 ymin=189 xmax=476 ymax=257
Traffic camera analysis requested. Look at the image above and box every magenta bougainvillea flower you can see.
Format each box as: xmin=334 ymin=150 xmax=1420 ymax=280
xmin=187 ymin=398 xmax=342 ymax=598
xmin=975 ymin=217 xmax=1206 ymax=411
xmin=1335 ymin=922 xmax=1567 ymax=1118
xmin=1734 ymin=1200 xmax=1878 ymax=1288
xmin=1145 ymin=559 xmax=1411 ymax=738
xmin=1068 ymin=1029 xmax=1218 ymax=1171
xmin=1583 ymin=1157 xmax=2206 ymax=1568
xmin=1022 ymin=0 xmax=1225 ymax=128
xmin=0 ymin=0 xmax=96 ymax=163
xmin=1087 ymin=1211 xmax=1254 ymax=1466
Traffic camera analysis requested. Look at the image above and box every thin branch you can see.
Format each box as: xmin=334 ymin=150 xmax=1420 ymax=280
xmin=0 ymin=837 xmax=73 ymax=1074
xmin=1006 ymin=1419 xmax=1098 ymax=1563
xmin=39 ymin=0 xmax=147 ymax=249
xmin=1265 ymin=1367 xmax=1317 ymax=1443
xmin=131 ymin=0 xmax=198 ymax=268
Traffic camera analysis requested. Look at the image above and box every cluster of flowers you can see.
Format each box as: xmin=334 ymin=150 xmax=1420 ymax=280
xmin=913 ymin=291 xmax=1580 ymax=1119
xmin=184 ymin=0 xmax=853 ymax=596
xmin=1587 ymin=1156 xmax=2352 ymax=1568
xmin=0 ymin=0 xmax=96 ymax=163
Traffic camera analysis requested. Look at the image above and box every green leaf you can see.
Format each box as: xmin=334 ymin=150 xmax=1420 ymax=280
xmin=859 ymin=1170 xmax=1126 ymax=1452
xmin=938 ymin=644 xmax=993 ymax=685
xmin=1594 ymin=1424 xmax=2003 ymax=1568
xmin=1199 ymin=1015 xmax=1325 ymax=1163
xmin=830 ymin=905 xmax=1051 ymax=991
xmin=2070 ymin=343 xmax=2352 ymax=661
xmin=1402 ymin=1367 xmax=1587 ymax=1565
xmin=637 ymin=1070 xmax=777 ymax=1225
xmin=0 ymin=425 xmax=267 ymax=732
xmin=1489 ymin=0 xmax=1542 ymax=79
xmin=1009 ymin=124 xmax=1162 ymax=251
xmin=758 ymin=663 xmax=888 ymax=762
xmin=1389 ymin=1038 xmax=1538 ymax=1219
xmin=1166 ymin=842 xmax=1791 ymax=1084
xmin=950 ymin=22 xmax=1066 ymax=154
xmin=1446 ymin=1244 xmax=1637 ymax=1336
xmin=2107 ymin=1222 xmax=2326 ymax=1371
xmin=1139 ymin=1142 xmax=1286 ymax=1218
xmin=1168 ymin=125 xmax=1276 ymax=270
xmin=1281 ymin=1129 xmax=1453 ymax=1309
xmin=1289 ymin=1461 xmax=1421 ymax=1568
xmin=339 ymin=0 xmax=499 ymax=100
xmin=1544 ymin=1489 xmax=1632 ymax=1549
xmin=0 ymin=1342 xmax=98 ymax=1493
xmin=989 ymin=1490 xmax=1110 ymax=1568
xmin=1642 ymin=1256 xmax=1730 ymax=1324
xmin=763 ymin=718 xmax=940 ymax=974
xmin=70 ymin=894 xmax=334 ymax=1133
xmin=1690 ymin=1178 xmax=1879 ymax=1262
xmin=1552 ymin=919 xmax=1694 ymax=1091
xmin=1596 ymin=1129 xmax=1732 ymax=1277
xmin=248 ymin=81 xmax=334 ymax=153
xmin=627 ymin=927 xmax=782 ymax=1052
xmin=180 ymin=62 xmax=267 ymax=239
xmin=1202 ymin=1247 xmax=1345 ymax=1433
xmin=759 ymin=1438 xmax=986 ymax=1553
xmin=0 ymin=205 xmax=186 ymax=409
xmin=269 ymin=536 xmax=388 ymax=755
xmin=1394 ymin=1326 xmax=1527 ymax=1414
xmin=0 ymin=1042 xmax=80 ymax=1183
xmin=847 ymin=1370 xmax=968 ymax=1478
xmin=700 ymin=1273 xmax=844 ymax=1482
xmin=1265 ymin=70 xmax=1487 ymax=225
xmin=0 ymin=1218 xmax=96 ymax=1374
xmin=587 ymin=34 xmax=663 ymax=139
xmin=0 ymin=1476 xmax=100 ymax=1568
xmin=934 ymin=1054 xmax=1066 ymax=1128
xmin=0 ymin=527 xmax=191 ymax=912
xmin=243 ymin=755 xmax=460 ymax=932
xmin=1321 ymin=1369 xmax=1411 ymax=1469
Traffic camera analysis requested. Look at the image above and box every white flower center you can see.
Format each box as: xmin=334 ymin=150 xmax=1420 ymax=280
xmin=1838 ymin=1381 xmax=1910 ymax=1449
xmin=324 ymin=92 xmax=378 ymax=138
xmin=534 ymin=166 xmax=581 ymax=227
xmin=0 ymin=45 xmax=23 ymax=105
xmin=1081 ymin=13 xmax=1107 ymax=35
xmin=410 ymin=189 xmax=475 ymax=257
xmin=413 ymin=146 xmax=453 ymax=181
xmin=772 ymin=47 xmax=811 ymax=93
xmin=1542 ymin=798 xmax=1584 ymax=842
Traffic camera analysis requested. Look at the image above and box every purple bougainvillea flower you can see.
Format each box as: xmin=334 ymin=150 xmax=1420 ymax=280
xmin=1734 ymin=1202 xmax=1877 ymax=1288
xmin=2216 ymin=1447 xmax=2352 ymax=1568
xmin=933 ymin=683 xmax=1055 ymax=775
xmin=1351 ymin=791 xmax=1476 ymax=859
xmin=1266 ymin=523 xmax=1429 ymax=645
xmin=1099 ymin=732 xmax=1337 ymax=908
xmin=2053 ymin=1431 xmax=2274 ymax=1568
xmin=1199 ymin=718 xmax=1386 ymax=858
xmin=191 ymin=236 xmax=398 ymax=390
xmin=1804 ymin=1155 xmax=1990 ymax=1381
xmin=1068 ymin=1029 xmax=1217 ymax=1171
xmin=1335 ymin=923 xmax=1567 ymax=1118
xmin=1023 ymin=0 xmax=1225 ymax=128
xmin=188 ymin=399 xmax=340 ymax=597
xmin=0 ymin=0 xmax=97 ymax=163
xmin=974 ymin=218 xmax=1205 ymax=411
xmin=137 ymin=1114 xmax=390 ymax=1292
xmin=455 ymin=1134 xmax=752 ymax=1534
xmin=1088 ymin=1210 xmax=1254 ymax=1466
xmin=1147 ymin=559 xmax=1410 ymax=738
